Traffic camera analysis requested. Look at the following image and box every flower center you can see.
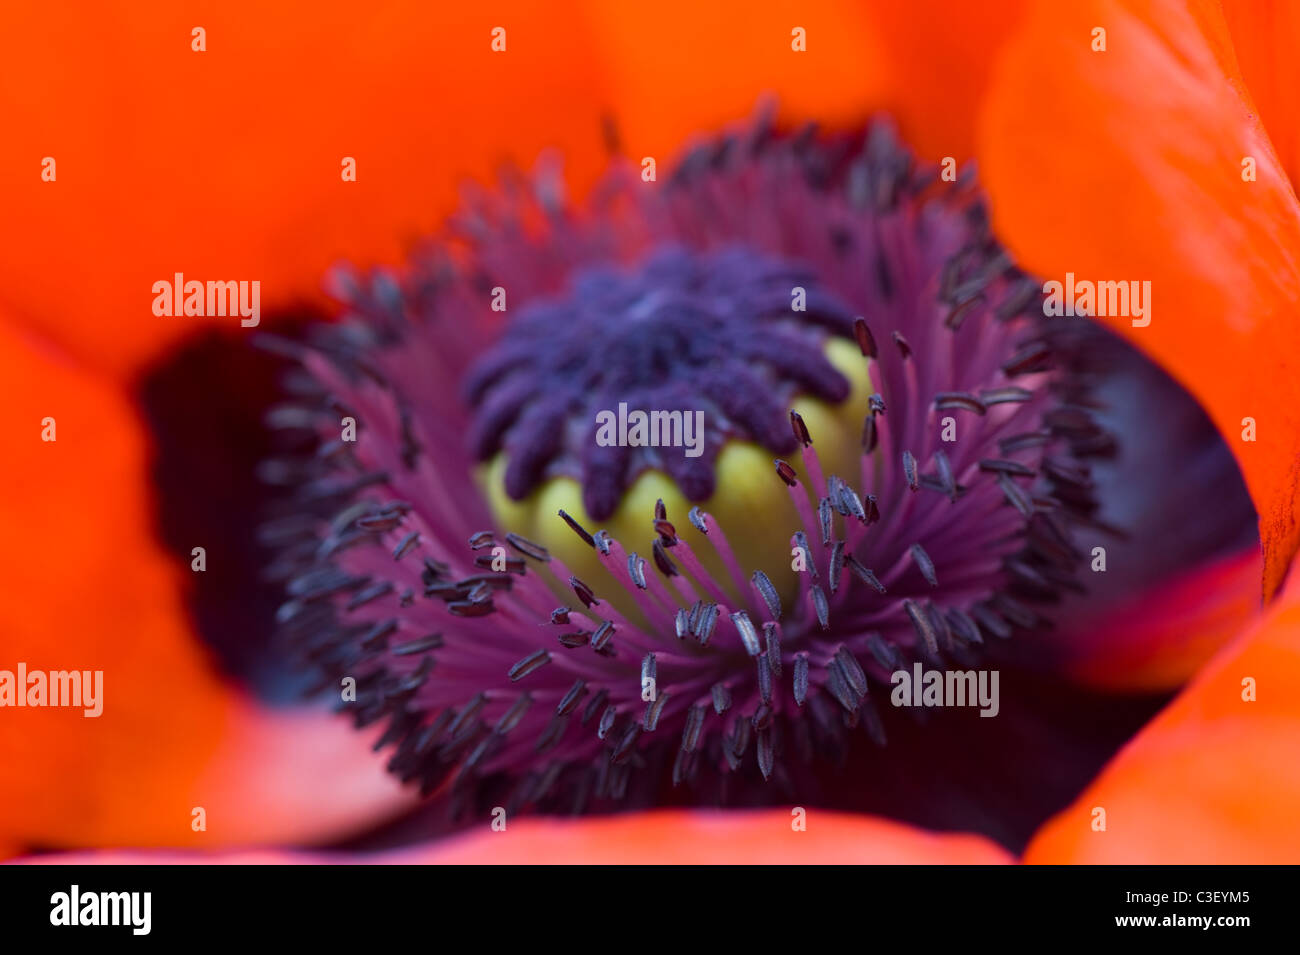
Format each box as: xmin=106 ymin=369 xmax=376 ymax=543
xmin=261 ymin=117 xmax=1112 ymax=811
xmin=469 ymin=243 xmax=876 ymax=603
xmin=467 ymin=244 xmax=863 ymax=517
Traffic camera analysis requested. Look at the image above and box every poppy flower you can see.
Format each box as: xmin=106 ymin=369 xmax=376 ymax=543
xmin=2 ymin=0 xmax=1298 ymax=865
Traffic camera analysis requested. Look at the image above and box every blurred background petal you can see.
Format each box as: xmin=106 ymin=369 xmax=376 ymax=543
xmin=0 ymin=1 xmax=613 ymax=378
xmin=576 ymin=0 xmax=888 ymax=157
xmin=578 ymin=0 xmax=1029 ymax=166
xmin=865 ymin=0 xmax=1027 ymax=161
xmin=1056 ymin=548 xmax=1262 ymax=691
xmin=0 ymin=315 xmax=413 ymax=852
xmin=19 ymin=810 xmax=1014 ymax=864
xmin=1025 ymin=569 xmax=1300 ymax=863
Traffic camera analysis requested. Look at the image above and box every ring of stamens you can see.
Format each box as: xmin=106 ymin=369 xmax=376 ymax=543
xmin=260 ymin=116 xmax=1112 ymax=812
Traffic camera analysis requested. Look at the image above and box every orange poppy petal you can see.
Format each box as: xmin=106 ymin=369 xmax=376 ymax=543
xmin=18 ymin=810 xmax=1014 ymax=864
xmin=863 ymin=0 xmax=1027 ymax=162
xmin=1025 ymin=568 xmax=1300 ymax=863
xmin=979 ymin=0 xmax=1300 ymax=600
xmin=1221 ymin=0 xmax=1300 ymax=189
xmin=0 ymin=317 xmax=412 ymax=852
xmin=576 ymin=0 xmax=1027 ymax=168
xmin=574 ymin=0 xmax=889 ymax=158
xmin=0 ymin=1 xmax=612 ymax=380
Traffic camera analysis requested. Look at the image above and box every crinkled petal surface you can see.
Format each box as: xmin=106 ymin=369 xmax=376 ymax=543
xmin=1221 ymin=0 xmax=1300 ymax=189
xmin=980 ymin=0 xmax=1300 ymax=600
